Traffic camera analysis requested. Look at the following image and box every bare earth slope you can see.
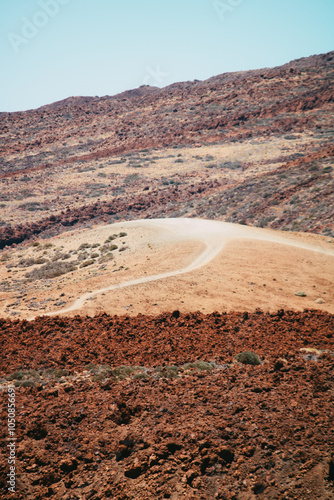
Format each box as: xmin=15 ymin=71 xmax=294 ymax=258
xmin=1 ymin=218 xmax=333 ymax=319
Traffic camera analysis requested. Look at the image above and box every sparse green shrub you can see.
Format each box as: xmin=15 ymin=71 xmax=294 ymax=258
xmin=155 ymin=366 xmax=179 ymax=378
xmin=85 ymin=364 xmax=113 ymax=380
xmin=175 ymin=159 xmax=184 ymax=163
xmin=79 ymin=243 xmax=91 ymax=250
xmin=6 ymin=371 xmax=25 ymax=381
xmin=98 ymin=253 xmax=114 ymax=263
xmin=7 ymin=369 xmax=41 ymax=386
xmin=86 ymin=363 xmax=139 ymax=382
xmin=85 ymin=182 xmax=107 ymax=190
xmin=258 ymin=216 xmax=275 ymax=228
xmin=18 ymin=257 xmax=47 ymax=267
xmin=85 ymin=363 xmax=99 ymax=372
xmin=183 ymin=361 xmax=214 ymax=371
xmin=0 ymin=252 xmax=10 ymax=262
xmin=43 ymin=368 xmax=68 ymax=379
xmin=133 ymin=372 xmax=149 ymax=380
xmin=16 ymin=380 xmax=36 ymax=388
xmin=20 ymin=201 xmax=47 ymax=212
xmin=25 ymin=261 xmax=77 ymax=280
xmin=119 ymin=232 xmax=127 ymax=237
xmin=52 ymin=252 xmax=72 ymax=262
xmin=124 ymin=173 xmax=140 ymax=184
xmin=26 ymin=370 xmax=41 ymax=379
xmin=18 ymin=189 xmax=35 ymax=199
xmin=79 ymin=259 xmax=95 ymax=268
xmin=290 ymin=195 xmax=299 ymax=204
xmin=91 ymin=253 xmax=99 ymax=259
xmin=284 ymin=134 xmax=297 ymax=140
xmin=222 ymin=161 xmax=242 ymax=169
xmin=92 ymin=373 xmax=107 ymax=382
xmin=91 ymin=243 xmax=100 ymax=248
xmin=235 ymin=351 xmax=261 ymax=365
xmin=77 ymin=251 xmax=89 ymax=262
xmin=112 ymin=365 xmax=137 ymax=380
xmin=109 ymin=158 xmax=127 ymax=164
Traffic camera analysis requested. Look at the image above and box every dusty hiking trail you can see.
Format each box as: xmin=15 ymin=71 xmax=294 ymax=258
xmin=26 ymin=218 xmax=334 ymax=319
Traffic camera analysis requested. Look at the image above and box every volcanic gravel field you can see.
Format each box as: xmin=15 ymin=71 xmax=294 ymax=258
xmin=1 ymin=310 xmax=334 ymax=499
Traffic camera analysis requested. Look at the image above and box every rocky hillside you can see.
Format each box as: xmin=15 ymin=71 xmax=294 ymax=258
xmin=0 ymin=51 xmax=333 ymax=174
xmin=1 ymin=310 xmax=334 ymax=499
xmin=0 ymin=51 xmax=333 ymax=246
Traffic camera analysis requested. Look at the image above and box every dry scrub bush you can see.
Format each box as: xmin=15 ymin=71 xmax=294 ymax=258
xmin=25 ymin=261 xmax=77 ymax=280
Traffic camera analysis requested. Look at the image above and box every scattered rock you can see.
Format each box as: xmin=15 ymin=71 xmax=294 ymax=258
xmin=295 ymin=291 xmax=307 ymax=297
xmin=185 ymin=469 xmax=198 ymax=485
xmin=273 ymin=358 xmax=286 ymax=371
xmin=26 ymin=425 xmax=48 ymax=440
xmin=59 ymin=458 xmax=78 ymax=473
xmin=54 ymin=300 xmax=67 ymax=306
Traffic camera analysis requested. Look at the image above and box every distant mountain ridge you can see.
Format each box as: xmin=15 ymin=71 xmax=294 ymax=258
xmin=0 ymin=50 xmax=333 ymax=173
xmin=0 ymin=50 xmax=333 ymax=247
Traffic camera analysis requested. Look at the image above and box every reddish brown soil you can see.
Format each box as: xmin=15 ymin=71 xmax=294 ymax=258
xmin=1 ymin=310 xmax=334 ymax=499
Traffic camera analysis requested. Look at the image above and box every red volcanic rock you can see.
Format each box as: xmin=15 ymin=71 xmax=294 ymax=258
xmin=0 ymin=310 xmax=334 ymax=499
xmin=0 ymin=309 xmax=333 ymax=371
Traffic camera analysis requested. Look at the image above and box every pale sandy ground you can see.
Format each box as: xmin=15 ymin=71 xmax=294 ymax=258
xmin=1 ymin=218 xmax=332 ymax=320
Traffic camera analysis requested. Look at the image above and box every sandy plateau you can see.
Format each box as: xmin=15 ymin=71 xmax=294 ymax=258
xmin=1 ymin=218 xmax=333 ymax=319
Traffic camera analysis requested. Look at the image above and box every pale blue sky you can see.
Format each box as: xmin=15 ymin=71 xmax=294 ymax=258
xmin=1 ymin=0 xmax=333 ymax=112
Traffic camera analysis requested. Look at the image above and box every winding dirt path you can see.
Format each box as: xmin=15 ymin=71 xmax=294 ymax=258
xmin=30 ymin=218 xmax=334 ymax=319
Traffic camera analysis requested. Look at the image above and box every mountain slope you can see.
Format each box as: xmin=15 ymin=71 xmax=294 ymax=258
xmin=0 ymin=51 xmax=333 ymax=248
